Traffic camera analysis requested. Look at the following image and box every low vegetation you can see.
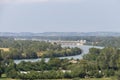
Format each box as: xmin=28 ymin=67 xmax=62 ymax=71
xmin=0 ymin=48 xmax=9 ymax=52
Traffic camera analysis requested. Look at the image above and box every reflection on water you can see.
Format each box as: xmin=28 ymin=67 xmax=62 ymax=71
xmin=14 ymin=45 xmax=103 ymax=64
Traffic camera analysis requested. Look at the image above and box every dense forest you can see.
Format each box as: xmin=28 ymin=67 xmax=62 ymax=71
xmin=0 ymin=37 xmax=120 ymax=79
xmin=0 ymin=47 xmax=120 ymax=79
xmin=0 ymin=37 xmax=82 ymax=59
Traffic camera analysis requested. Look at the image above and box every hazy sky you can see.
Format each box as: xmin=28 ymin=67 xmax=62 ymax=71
xmin=0 ymin=0 xmax=120 ymax=32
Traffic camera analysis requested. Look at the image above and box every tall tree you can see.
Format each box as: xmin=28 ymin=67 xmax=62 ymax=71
xmin=0 ymin=50 xmax=3 ymax=77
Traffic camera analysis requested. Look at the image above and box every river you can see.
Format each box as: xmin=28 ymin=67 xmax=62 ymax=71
xmin=14 ymin=45 xmax=103 ymax=64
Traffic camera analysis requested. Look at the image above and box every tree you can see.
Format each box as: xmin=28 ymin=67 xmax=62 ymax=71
xmin=48 ymin=58 xmax=61 ymax=70
xmin=5 ymin=60 xmax=18 ymax=78
xmin=97 ymin=47 xmax=118 ymax=70
xmin=0 ymin=50 xmax=3 ymax=77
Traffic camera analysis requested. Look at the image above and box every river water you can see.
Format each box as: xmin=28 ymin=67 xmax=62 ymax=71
xmin=14 ymin=45 xmax=103 ymax=64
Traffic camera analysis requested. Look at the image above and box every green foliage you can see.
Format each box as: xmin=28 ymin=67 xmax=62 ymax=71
xmin=17 ymin=70 xmax=65 ymax=79
xmin=116 ymin=70 xmax=120 ymax=80
xmin=1 ymin=37 xmax=120 ymax=79
xmin=83 ymin=48 xmax=101 ymax=61
xmin=48 ymin=58 xmax=61 ymax=70
xmin=94 ymin=71 xmax=103 ymax=78
xmin=82 ymin=47 xmax=120 ymax=79
xmin=0 ymin=39 xmax=82 ymax=59
xmin=4 ymin=60 xmax=19 ymax=79
xmin=0 ymin=50 xmax=4 ymax=77
xmin=97 ymin=47 xmax=118 ymax=70
xmin=103 ymin=69 xmax=115 ymax=77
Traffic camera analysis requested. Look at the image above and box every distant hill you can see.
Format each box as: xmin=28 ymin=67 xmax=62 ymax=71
xmin=0 ymin=32 xmax=120 ymax=36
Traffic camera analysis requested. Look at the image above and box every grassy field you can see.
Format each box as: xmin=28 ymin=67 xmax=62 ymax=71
xmin=73 ymin=77 xmax=117 ymax=80
xmin=0 ymin=78 xmax=117 ymax=80
xmin=0 ymin=48 xmax=10 ymax=52
xmin=0 ymin=74 xmax=117 ymax=80
xmin=0 ymin=74 xmax=17 ymax=80
xmin=0 ymin=78 xmax=17 ymax=80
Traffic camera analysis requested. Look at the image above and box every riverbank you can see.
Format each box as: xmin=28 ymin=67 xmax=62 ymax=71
xmin=14 ymin=45 xmax=103 ymax=64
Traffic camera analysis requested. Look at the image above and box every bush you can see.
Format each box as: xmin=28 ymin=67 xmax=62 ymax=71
xmin=104 ymin=69 xmax=115 ymax=77
xmin=94 ymin=71 xmax=103 ymax=78
xmin=116 ymin=71 xmax=120 ymax=80
xmin=7 ymin=69 xmax=18 ymax=79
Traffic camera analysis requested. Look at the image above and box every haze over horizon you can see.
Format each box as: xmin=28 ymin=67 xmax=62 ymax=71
xmin=0 ymin=0 xmax=120 ymax=32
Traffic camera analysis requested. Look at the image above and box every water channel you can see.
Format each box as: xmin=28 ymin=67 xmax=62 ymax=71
xmin=14 ymin=45 xmax=103 ymax=64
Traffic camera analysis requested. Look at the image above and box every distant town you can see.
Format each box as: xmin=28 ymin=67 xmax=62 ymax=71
xmin=14 ymin=38 xmax=86 ymax=46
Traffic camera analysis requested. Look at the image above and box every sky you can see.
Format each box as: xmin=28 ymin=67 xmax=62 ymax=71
xmin=0 ymin=0 xmax=120 ymax=32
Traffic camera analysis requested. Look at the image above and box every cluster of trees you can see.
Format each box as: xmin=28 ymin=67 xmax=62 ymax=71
xmin=0 ymin=47 xmax=120 ymax=79
xmin=42 ymin=47 xmax=82 ymax=58
xmin=1 ymin=37 xmax=120 ymax=79
xmin=0 ymin=39 xmax=82 ymax=59
xmin=8 ymin=48 xmax=120 ymax=79
xmin=96 ymin=37 xmax=120 ymax=47
xmin=83 ymin=47 xmax=120 ymax=79
xmin=2 ymin=36 xmax=120 ymax=48
xmin=0 ymin=37 xmax=14 ymax=48
xmin=3 ymin=58 xmax=71 ymax=79
xmin=0 ymin=50 xmax=3 ymax=77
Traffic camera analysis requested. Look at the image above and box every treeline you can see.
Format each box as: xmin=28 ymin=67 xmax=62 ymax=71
xmin=14 ymin=36 xmax=120 ymax=48
xmin=0 ymin=38 xmax=82 ymax=59
xmin=96 ymin=37 xmax=120 ymax=47
xmin=0 ymin=37 xmax=14 ymax=48
xmin=2 ymin=36 xmax=120 ymax=48
xmin=83 ymin=47 xmax=120 ymax=79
